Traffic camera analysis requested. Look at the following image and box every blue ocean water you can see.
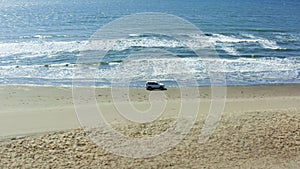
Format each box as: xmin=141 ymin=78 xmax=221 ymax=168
xmin=0 ymin=0 xmax=299 ymax=87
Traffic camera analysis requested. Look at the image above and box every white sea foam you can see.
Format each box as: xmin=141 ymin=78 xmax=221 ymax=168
xmin=1 ymin=56 xmax=299 ymax=86
xmin=33 ymin=35 xmax=53 ymax=39
xmin=220 ymin=45 xmax=239 ymax=56
xmin=190 ymin=33 xmax=284 ymax=55
xmin=80 ymin=57 xmax=299 ymax=81
xmin=0 ymin=41 xmax=87 ymax=58
xmin=241 ymin=34 xmax=282 ymax=50
xmin=0 ymin=33 xmax=284 ymax=59
xmin=1 ymin=32 xmax=298 ymax=86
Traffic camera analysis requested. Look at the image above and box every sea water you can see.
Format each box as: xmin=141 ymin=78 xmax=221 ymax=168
xmin=0 ymin=0 xmax=299 ymax=87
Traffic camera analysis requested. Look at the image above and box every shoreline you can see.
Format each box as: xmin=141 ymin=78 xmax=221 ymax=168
xmin=1 ymin=82 xmax=300 ymax=88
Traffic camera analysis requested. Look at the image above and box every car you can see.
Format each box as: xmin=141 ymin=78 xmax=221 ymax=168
xmin=145 ymin=81 xmax=166 ymax=90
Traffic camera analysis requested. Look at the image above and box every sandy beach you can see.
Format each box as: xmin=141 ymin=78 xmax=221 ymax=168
xmin=0 ymin=85 xmax=300 ymax=168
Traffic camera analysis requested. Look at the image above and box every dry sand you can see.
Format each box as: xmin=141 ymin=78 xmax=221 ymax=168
xmin=0 ymin=85 xmax=299 ymax=168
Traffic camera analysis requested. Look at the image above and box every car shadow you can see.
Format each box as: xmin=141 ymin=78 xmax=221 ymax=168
xmin=147 ymin=88 xmax=167 ymax=91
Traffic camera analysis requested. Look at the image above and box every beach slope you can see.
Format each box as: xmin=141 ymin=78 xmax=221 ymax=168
xmin=0 ymin=85 xmax=299 ymax=168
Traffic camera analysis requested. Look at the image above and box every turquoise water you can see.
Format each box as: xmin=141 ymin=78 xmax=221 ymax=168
xmin=0 ymin=0 xmax=299 ymax=86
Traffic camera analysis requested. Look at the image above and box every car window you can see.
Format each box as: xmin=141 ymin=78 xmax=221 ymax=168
xmin=148 ymin=82 xmax=157 ymax=85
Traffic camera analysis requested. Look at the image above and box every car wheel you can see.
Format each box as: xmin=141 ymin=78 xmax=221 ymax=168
xmin=159 ymin=86 xmax=164 ymax=90
xmin=147 ymin=87 xmax=152 ymax=90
